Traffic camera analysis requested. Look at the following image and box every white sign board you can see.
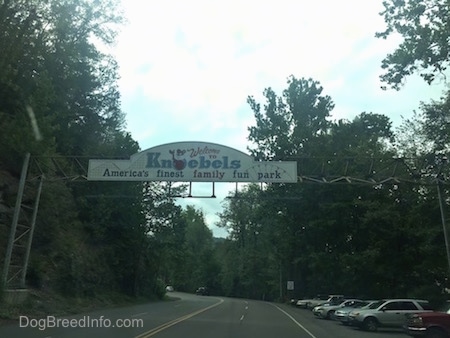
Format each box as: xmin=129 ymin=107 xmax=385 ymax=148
xmin=287 ymin=281 xmax=294 ymax=290
xmin=87 ymin=141 xmax=297 ymax=183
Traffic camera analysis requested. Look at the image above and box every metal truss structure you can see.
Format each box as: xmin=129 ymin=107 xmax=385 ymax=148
xmin=23 ymin=154 xmax=450 ymax=185
xmin=2 ymin=154 xmax=450 ymax=288
xmin=288 ymin=156 xmax=449 ymax=186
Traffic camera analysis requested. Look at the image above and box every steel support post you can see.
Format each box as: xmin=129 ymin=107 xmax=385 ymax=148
xmin=20 ymin=176 xmax=43 ymax=288
xmin=2 ymin=153 xmax=30 ymax=287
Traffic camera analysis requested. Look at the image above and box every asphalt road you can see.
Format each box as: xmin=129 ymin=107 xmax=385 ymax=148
xmin=0 ymin=292 xmax=408 ymax=338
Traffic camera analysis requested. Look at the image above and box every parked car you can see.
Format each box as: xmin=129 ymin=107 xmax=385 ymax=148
xmin=334 ymin=300 xmax=378 ymax=325
xmin=165 ymin=285 xmax=174 ymax=292
xmin=297 ymin=294 xmax=344 ymax=309
xmin=313 ymin=299 xmax=365 ymax=319
xmin=296 ymin=294 xmax=329 ymax=308
xmin=310 ymin=294 xmax=345 ymax=309
xmin=405 ymin=312 xmax=450 ymax=338
xmin=348 ymin=299 xmax=433 ymax=332
xmin=195 ymin=286 xmax=209 ymax=295
xmin=405 ymin=302 xmax=450 ymax=337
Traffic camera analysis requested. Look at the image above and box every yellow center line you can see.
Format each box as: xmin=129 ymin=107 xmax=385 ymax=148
xmin=134 ymin=298 xmax=224 ymax=338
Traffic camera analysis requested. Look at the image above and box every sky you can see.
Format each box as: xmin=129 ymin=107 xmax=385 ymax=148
xmin=111 ymin=0 xmax=447 ymax=238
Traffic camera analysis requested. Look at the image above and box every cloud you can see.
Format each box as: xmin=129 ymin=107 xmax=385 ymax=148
xmin=116 ymin=0 xmax=391 ymax=114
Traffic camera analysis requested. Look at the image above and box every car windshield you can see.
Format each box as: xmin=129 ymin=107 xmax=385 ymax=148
xmin=1 ymin=1 xmax=448 ymax=337
xmin=357 ymin=301 xmax=372 ymax=308
xmin=315 ymin=295 xmax=329 ymax=300
xmin=368 ymin=301 xmax=385 ymax=309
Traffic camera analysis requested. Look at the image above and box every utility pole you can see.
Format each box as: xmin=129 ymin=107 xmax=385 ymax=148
xmin=436 ymin=179 xmax=450 ymax=274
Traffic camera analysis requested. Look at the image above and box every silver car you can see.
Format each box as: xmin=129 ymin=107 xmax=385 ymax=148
xmin=348 ymin=299 xmax=433 ymax=331
xmin=334 ymin=300 xmax=378 ymax=325
xmin=313 ymin=299 xmax=364 ymax=319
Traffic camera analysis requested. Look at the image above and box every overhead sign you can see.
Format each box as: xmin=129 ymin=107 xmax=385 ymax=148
xmin=87 ymin=141 xmax=297 ymax=183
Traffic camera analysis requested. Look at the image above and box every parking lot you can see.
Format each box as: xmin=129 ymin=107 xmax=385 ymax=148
xmin=286 ymin=303 xmax=409 ymax=338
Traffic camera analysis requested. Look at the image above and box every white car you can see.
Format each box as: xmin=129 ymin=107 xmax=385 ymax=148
xmin=165 ymin=285 xmax=174 ymax=292
xmin=297 ymin=294 xmax=343 ymax=309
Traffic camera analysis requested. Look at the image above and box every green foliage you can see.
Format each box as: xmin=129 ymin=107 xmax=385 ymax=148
xmin=327 ymin=112 xmax=394 ymax=156
xmin=177 ymin=206 xmax=219 ymax=293
xmin=420 ymin=91 xmax=450 ymax=154
xmin=376 ymin=0 xmax=450 ymax=89
xmin=247 ymin=75 xmax=334 ymax=159
xmin=0 ymin=0 xmax=181 ymax=303
xmin=0 ymin=0 xmax=125 ymax=170
xmin=217 ymin=77 xmax=450 ymax=302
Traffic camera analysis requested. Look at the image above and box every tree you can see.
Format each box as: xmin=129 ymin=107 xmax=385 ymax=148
xmin=180 ymin=206 xmax=219 ymax=293
xmin=394 ymin=111 xmax=432 ymax=157
xmin=420 ymin=91 xmax=450 ymax=154
xmin=0 ymin=0 xmax=175 ymax=301
xmin=394 ymin=90 xmax=450 ymax=288
xmin=376 ymin=0 xmax=450 ymax=89
xmin=327 ymin=112 xmax=394 ymax=156
xmin=247 ymin=75 xmax=334 ymax=159
xmin=217 ymin=184 xmax=279 ymax=299
xmin=243 ymin=76 xmax=414 ymax=299
xmin=0 ymin=0 xmax=125 ymax=170
xmin=215 ymin=76 xmax=450 ymax=301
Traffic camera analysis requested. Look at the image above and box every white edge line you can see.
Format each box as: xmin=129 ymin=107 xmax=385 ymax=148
xmin=272 ymin=304 xmax=318 ymax=338
xmin=132 ymin=312 xmax=148 ymax=317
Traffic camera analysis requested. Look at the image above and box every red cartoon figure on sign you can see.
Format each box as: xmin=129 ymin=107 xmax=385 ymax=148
xmin=169 ymin=149 xmax=187 ymax=170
